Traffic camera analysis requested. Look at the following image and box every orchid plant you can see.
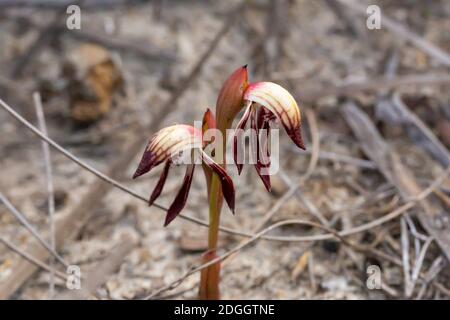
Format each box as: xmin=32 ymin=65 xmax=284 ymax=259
xmin=133 ymin=66 xmax=304 ymax=299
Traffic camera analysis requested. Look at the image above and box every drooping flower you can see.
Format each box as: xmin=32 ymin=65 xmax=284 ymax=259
xmin=233 ymin=81 xmax=305 ymax=192
xmin=133 ymin=124 xmax=235 ymax=226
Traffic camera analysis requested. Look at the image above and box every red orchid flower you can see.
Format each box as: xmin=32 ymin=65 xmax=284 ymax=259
xmin=233 ymin=81 xmax=305 ymax=192
xmin=133 ymin=124 xmax=235 ymax=226
xmin=131 ymin=66 xmax=305 ymax=300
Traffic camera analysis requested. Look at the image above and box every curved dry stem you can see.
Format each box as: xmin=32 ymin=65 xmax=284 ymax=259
xmin=1 ymin=98 xmax=449 ymax=244
xmin=0 ymin=236 xmax=67 ymax=281
xmin=33 ymin=91 xmax=57 ymax=296
xmin=144 ymin=218 xmax=375 ymax=299
xmin=0 ymin=191 xmax=68 ymax=268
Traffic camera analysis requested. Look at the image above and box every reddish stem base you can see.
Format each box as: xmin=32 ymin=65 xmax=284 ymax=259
xmin=198 ymin=250 xmax=221 ymax=300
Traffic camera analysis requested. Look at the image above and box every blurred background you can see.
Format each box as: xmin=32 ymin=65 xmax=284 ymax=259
xmin=0 ymin=0 xmax=449 ymax=299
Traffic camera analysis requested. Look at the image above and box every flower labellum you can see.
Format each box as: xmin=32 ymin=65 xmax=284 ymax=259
xmin=133 ymin=124 xmax=235 ymax=226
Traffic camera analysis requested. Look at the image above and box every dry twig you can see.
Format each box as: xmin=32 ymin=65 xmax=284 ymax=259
xmin=253 ymin=109 xmax=321 ymax=231
xmin=342 ymin=102 xmax=450 ymax=261
xmin=0 ymin=191 xmax=68 ymax=268
xmin=2 ymin=96 xmax=450 ymax=246
xmin=401 ymin=218 xmax=412 ymax=296
xmin=55 ymin=236 xmax=137 ymax=299
xmin=33 ymin=92 xmax=57 ymax=297
xmin=299 ymin=73 xmax=450 ymax=103
xmin=337 ymin=0 xmax=450 ymax=67
xmin=0 ymin=236 xmax=67 ymax=281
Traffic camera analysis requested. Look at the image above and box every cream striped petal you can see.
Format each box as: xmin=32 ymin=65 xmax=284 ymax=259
xmin=133 ymin=125 xmax=202 ymax=178
xmin=244 ymin=82 xmax=304 ymax=149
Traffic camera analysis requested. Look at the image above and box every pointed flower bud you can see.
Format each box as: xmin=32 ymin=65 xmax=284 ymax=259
xmin=202 ymin=108 xmax=216 ymax=146
xmin=215 ymin=65 xmax=249 ymax=133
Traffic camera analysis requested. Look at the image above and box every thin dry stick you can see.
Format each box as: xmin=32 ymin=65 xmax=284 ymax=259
xmin=33 ymin=92 xmax=56 ymax=297
xmin=1 ymin=98 xmax=449 ymax=243
xmin=401 ymin=217 xmax=412 ymax=297
xmin=434 ymin=189 xmax=450 ymax=209
xmin=0 ymin=191 xmax=68 ymax=268
xmin=0 ymin=236 xmax=67 ymax=281
xmin=254 ymin=185 xmax=299 ymax=231
xmin=279 ymin=169 xmax=327 ymax=224
xmin=145 ymin=211 xmax=449 ymax=300
xmin=55 ymin=237 xmax=136 ymax=300
xmin=286 ymin=109 xmax=327 ymax=224
xmin=0 ymin=0 xmax=151 ymax=10
xmin=323 ymin=0 xmax=366 ymax=39
xmin=307 ymin=251 xmax=317 ymax=291
xmin=337 ymin=0 xmax=450 ymax=67
xmin=410 ymin=237 xmax=434 ymax=295
xmin=144 ymin=216 xmax=411 ymax=299
xmin=343 ymin=102 xmax=450 ymax=260
xmin=65 ymin=28 xmax=176 ymax=63
xmin=300 ymin=73 xmax=450 ymax=103
xmin=391 ymin=93 xmax=450 ymax=167
xmin=405 ymin=214 xmax=426 ymax=256
xmin=0 ymin=97 xmax=166 ymax=210
xmin=144 ymin=219 xmax=335 ymax=299
xmin=416 ymin=256 xmax=446 ymax=299
xmin=290 ymin=148 xmax=377 ymax=170
xmin=297 ymin=109 xmax=320 ymax=182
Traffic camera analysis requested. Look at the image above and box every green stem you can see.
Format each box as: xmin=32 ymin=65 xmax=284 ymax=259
xmin=198 ymin=174 xmax=222 ymax=300
xmin=208 ymin=125 xmax=227 ymax=251
xmin=199 ymin=125 xmax=228 ymax=300
xmin=208 ymin=174 xmax=222 ymax=249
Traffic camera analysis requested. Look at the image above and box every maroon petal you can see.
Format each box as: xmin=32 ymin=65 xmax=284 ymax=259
xmin=288 ymin=125 xmax=305 ymax=150
xmin=256 ymin=108 xmax=272 ymax=129
xmin=256 ymin=108 xmax=272 ymax=162
xmin=233 ymin=103 xmax=252 ymax=175
xmin=256 ymin=144 xmax=271 ymax=192
xmin=258 ymin=113 xmax=271 ymax=168
xmin=202 ymin=108 xmax=216 ymax=132
xmin=164 ymin=163 xmax=195 ymax=226
xmin=202 ymin=151 xmax=235 ymax=214
xmin=133 ymin=142 xmax=156 ymax=179
xmin=148 ymin=160 xmax=171 ymax=206
xmin=251 ymin=108 xmax=271 ymax=192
